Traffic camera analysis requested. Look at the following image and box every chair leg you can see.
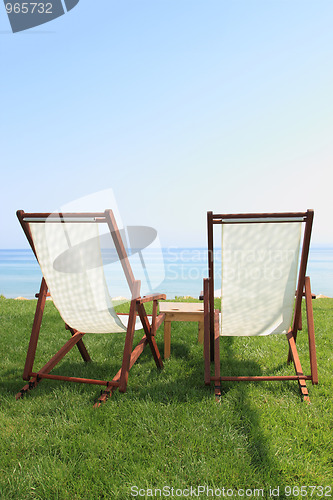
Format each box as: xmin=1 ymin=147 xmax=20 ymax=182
xmin=203 ymin=279 xmax=211 ymax=385
xmin=214 ymin=309 xmax=221 ymax=400
xmin=304 ymin=277 xmax=318 ymax=385
xmin=119 ymin=295 xmax=138 ymax=393
xmin=94 ymin=335 xmax=148 ymax=406
xmin=23 ymin=278 xmax=48 ymax=380
xmin=287 ymin=331 xmax=298 ymax=365
xmin=287 ymin=285 xmax=304 ymax=365
xmin=286 ymin=331 xmax=310 ymax=403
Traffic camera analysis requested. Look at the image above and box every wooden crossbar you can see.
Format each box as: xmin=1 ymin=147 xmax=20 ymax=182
xmin=30 ymin=373 xmax=120 ymax=387
xmin=210 ymin=375 xmax=312 ymax=382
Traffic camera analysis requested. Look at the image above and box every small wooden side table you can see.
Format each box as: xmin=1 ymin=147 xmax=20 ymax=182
xmin=159 ymin=302 xmax=204 ymax=359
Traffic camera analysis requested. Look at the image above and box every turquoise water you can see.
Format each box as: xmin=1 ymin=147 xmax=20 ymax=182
xmin=0 ymin=247 xmax=332 ymax=299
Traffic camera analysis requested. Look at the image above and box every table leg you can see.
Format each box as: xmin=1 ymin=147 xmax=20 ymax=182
xmin=198 ymin=320 xmax=204 ymax=344
xmin=164 ymin=320 xmax=171 ymax=359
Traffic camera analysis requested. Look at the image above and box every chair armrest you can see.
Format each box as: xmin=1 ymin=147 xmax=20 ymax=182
xmin=136 ymin=293 xmax=166 ymax=304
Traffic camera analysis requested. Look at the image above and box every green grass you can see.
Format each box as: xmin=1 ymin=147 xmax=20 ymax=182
xmin=0 ymin=296 xmax=332 ymax=499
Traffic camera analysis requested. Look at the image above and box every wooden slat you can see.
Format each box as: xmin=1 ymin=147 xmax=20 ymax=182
xmin=305 ymin=277 xmax=318 ymax=384
xmin=207 ymin=211 xmax=215 ymax=361
xmin=137 ymin=303 xmax=164 ymax=369
xmin=210 ymin=375 xmax=312 ymax=382
xmin=119 ymin=280 xmax=140 ymax=392
xmin=203 ymin=278 xmax=211 ymax=385
xmin=94 ymin=336 xmax=148 ymax=406
xmin=16 ymin=331 xmax=86 ymax=398
xmin=161 ymin=312 xmax=204 ymax=322
xmin=286 ymin=331 xmax=310 ymax=401
xmin=160 ymin=302 xmax=203 ymax=313
xmin=154 ymin=313 xmax=165 ymax=332
xmin=23 ymin=278 xmax=48 ymax=380
xmin=22 ymin=212 xmax=106 ymax=220
xmin=212 ymin=211 xmax=307 ymax=222
xmin=35 ymin=331 xmax=85 ymax=376
xmin=105 ymin=209 xmax=135 ymax=292
xmin=17 ymin=210 xmax=38 ymax=259
xmin=31 ymin=373 xmax=119 ymax=386
xmin=292 ymin=209 xmax=314 ymax=337
xmin=65 ymin=324 xmax=91 ymax=363
xmin=214 ymin=309 xmax=221 ymax=399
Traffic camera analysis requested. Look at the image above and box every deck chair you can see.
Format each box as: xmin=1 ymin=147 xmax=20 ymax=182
xmin=203 ymin=210 xmax=318 ymax=402
xmin=16 ymin=209 xmax=166 ymax=406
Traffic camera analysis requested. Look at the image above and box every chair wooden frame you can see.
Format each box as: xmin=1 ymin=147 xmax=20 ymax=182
xmin=204 ymin=210 xmax=318 ymax=402
xmin=16 ymin=209 xmax=166 ymax=407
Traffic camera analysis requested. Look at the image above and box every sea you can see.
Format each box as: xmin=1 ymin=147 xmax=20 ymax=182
xmin=0 ymin=247 xmax=333 ymax=300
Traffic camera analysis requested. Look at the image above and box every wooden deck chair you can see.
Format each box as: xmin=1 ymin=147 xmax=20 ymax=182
xmin=203 ymin=210 xmax=318 ymax=402
xmin=16 ymin=209 xmax=166 ymax=406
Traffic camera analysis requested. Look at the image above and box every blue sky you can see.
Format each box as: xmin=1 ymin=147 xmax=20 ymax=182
xmin=1 ymin=0 xmax=333 ymax=248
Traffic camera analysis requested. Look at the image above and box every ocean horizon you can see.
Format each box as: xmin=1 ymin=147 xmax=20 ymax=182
xmin=1 ymin=246 xmax=333 ymax=300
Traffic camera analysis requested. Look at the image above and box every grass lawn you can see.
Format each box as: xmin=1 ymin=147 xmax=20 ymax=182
xmin=0 ymin=296 xmax=332 ymax=499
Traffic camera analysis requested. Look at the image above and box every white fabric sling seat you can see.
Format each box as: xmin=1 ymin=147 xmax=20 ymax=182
xmin=29 ymin=218 xmax=145 ymax=334
xmin=220 ymin=219 xmax=301 ymax=337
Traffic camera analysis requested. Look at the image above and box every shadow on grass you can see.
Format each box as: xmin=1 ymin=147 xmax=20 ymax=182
xmin=226 ymin=384 xmax=285 ymax=487
xmin=217 ymin=335 xmax=305 ymax=399
xmin=122 ymin=334 xmax=302 ymax=404
xmin=203 ymin=336 xmax=293 ymax=485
